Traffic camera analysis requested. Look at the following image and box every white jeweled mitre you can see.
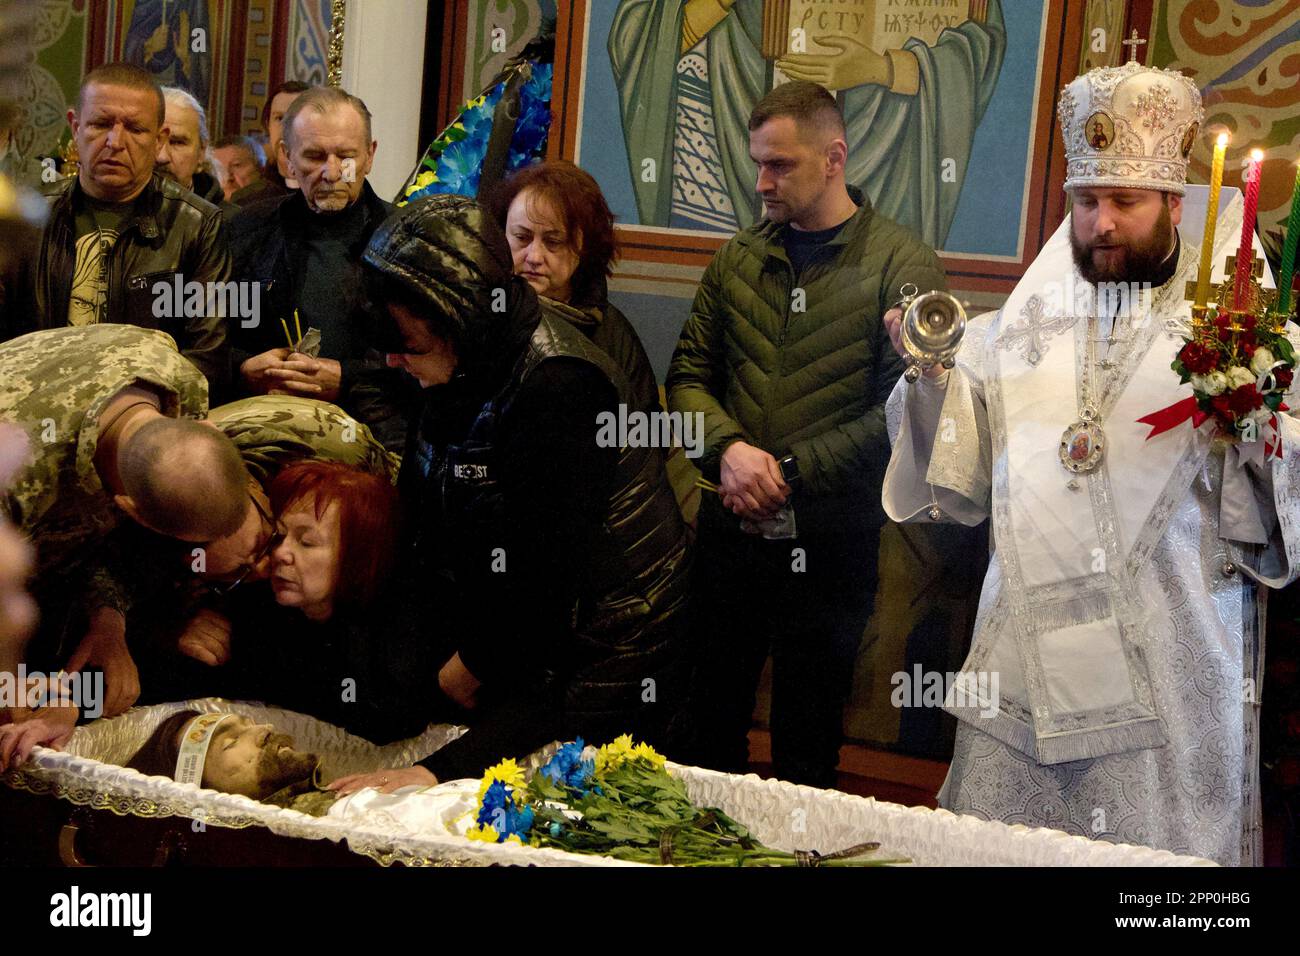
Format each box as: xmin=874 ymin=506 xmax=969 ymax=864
xmin=1058 ymin=49 xmax=1205 ymax=195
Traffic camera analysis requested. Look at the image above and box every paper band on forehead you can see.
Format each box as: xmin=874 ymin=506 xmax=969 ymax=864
xmin=174 ymin=713 xmax=239 ymax=786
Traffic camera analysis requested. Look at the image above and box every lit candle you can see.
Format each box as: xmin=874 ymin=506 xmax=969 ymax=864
xmin=1195 ymin=133 xmax=1229 ymax=308
xmin=1234 ymin=149 xmax=1264 ymax=310
xmin=1279 ymin=161 xmax=1300 ymax=316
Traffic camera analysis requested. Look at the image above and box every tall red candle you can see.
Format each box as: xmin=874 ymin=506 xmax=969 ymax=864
xmin=1235 ymin=149 xmax=1264 ymax=309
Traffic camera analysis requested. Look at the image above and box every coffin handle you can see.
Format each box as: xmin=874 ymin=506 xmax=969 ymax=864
xmin=57 ymin=817 xmax=93 ymax=867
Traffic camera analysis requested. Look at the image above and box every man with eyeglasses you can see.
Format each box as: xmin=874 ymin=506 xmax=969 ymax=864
xmin=115 ymin=394 xmax=397 ymax=698
xmin=0 ymin=325 xmax=248 ymax=725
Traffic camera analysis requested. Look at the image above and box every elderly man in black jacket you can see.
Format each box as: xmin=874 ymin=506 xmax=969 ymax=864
xmin=226 ymin=85 xmax=412 ymax=452
xmin=20 ymin=63 xmax=231 ymax=396
xmin=328 ymin=196 xmax=693 ymax=793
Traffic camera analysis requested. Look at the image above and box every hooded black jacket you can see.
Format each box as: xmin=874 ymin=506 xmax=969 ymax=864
xmin=363 ymin=196 xmax=692 ymax=766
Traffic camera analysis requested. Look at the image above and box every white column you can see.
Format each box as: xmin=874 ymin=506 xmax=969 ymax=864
xmin=340 ymin=0 xmax=428 ymax=202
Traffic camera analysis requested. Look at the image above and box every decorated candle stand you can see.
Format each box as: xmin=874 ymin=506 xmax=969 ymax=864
xmin=1151 ymin=147 xmax=1299 ymax=455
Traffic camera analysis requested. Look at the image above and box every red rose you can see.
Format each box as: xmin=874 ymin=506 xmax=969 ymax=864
xmin=1211 ymin=393 xmax=1235 ymax=420
xmin=1226 ymin=383 xmax=1264 ymax=416
xmin=1214 ymin=312 xmax=1232 ymax=330
xmin=1276 ymin=368 xmax=1294 ymax=390
xmin=1242 ymin=313 xmax=1257 ymax=332
xmin=1178 ymin=341 xmax=1218 ymax=375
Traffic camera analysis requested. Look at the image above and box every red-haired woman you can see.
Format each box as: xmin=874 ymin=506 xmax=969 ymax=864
xmin=213 ymin=460 xmax=436 ymax=741
xmin=489 ymin=161 xmax=660 ymax=418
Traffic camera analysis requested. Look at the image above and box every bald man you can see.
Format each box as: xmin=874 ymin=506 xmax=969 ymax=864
xmin=0 ymin=325 xmax=249 ymax=719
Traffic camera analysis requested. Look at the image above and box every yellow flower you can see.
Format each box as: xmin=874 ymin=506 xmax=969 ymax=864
xmin=466 ymin=824 xmax=499 ymax=843
xmin=478 ymin=758 xmax=527 ymax=805
xmin=408 ymin=169 xmax=437 ymax=193
xmin=632 ymin=742 xmax=666 ymax=768
xmin=595 ymin=734 xmax=637 ymax=774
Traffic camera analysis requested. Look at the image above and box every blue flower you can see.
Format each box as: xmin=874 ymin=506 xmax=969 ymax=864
xmin=477 ymin=780 xmax=534 ymax=842
xmin=540 ymin=738 xmax=595 ymax=792
xmin=459 ymin=87 xmax=502 ymax=149
xmin=521 ymin=63 xmax=553 ymax=104
xmin=434 ymin=137 xmax=485 ymax=196
xmin=509 ymin=103 xmax=550 ymax=162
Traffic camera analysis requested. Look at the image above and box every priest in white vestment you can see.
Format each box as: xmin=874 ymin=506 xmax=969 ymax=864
xmin=882 ymin=56 xmax=1300 ymax=866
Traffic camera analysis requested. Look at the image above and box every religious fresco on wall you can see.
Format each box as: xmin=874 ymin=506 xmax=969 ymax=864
xmin=121 ymin=0 xmax=216 ymax=104
xmin=1150 ymin=0 xmax=1300 ymax=259
xmin=2 ymin=0 xmax=88 ymax=186
xmin=90 ymin=0 xmax=234 ymax=137
xmin=461 ymin=0 xmax=551 ymax=95
xmin=585 ymin=0 xmax=1050 ymax=260
xmin=288 ymin=0 xmax=331 ymax=84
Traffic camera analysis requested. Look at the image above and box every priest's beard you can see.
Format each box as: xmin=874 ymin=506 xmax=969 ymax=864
xmin=1070 ymin=201 xmax=1175 ymax=286
xmin=255 ymin=732 xmax=320 ymax=796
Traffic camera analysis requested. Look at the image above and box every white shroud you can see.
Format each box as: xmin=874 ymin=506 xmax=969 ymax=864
xmin=883 ymin=192 xmax=1300 ymax=865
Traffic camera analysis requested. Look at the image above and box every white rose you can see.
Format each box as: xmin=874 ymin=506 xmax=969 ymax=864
xmin=1250 ymin=346 xmax=1276 ymax=376
xmin=1192 ymin=371 xmax=1229 ymax=396
xmin=1227 ymin=366 xmax=1255 ymax=390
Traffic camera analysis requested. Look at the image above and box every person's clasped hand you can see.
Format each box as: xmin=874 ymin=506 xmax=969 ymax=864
xmin=719 ymin=441 xmax=790 ymax=520
xmin=240 ymin=349 xmax=342 ymax=401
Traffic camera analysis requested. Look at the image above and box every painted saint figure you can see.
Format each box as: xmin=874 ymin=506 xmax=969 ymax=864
xmin=608 ymin=0 xmax=1006 ymax=246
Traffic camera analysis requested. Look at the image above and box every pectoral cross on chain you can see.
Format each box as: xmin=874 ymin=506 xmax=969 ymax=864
xmin=996 ymin=295 xmax=1077 ymax=367
xmin=1122 ymin=30 xmax=1147 ymax=65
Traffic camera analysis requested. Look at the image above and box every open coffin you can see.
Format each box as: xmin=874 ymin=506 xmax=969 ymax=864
xmin=1 ymin=699 xmax=1216 ymax=866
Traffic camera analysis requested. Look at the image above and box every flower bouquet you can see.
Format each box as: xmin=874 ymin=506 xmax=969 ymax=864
xmin=1168 ymin=311 xmax=1294 ymax=445
xmin=398 ymin=61 xmax=552 ymax=204
xmin=462 ymin=736 xmax=904 ymax=866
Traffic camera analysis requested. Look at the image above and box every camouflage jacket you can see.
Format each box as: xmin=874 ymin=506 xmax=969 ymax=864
xmin=207 ymin=395 xmax=399 ymax=485
xmin=0 ymin=325 xmax=208 ymax=611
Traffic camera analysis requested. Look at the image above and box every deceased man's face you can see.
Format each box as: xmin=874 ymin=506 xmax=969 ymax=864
xmin=201 ymin=715 xmax=319 ymax=798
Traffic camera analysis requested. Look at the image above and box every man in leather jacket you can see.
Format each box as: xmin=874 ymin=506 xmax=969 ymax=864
xmin=17 ymin=63 xmax=231 ymax=397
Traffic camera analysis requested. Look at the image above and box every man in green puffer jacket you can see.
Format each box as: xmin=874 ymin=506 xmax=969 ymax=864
xmin=666 ymin=81 xmax=948 ymax=788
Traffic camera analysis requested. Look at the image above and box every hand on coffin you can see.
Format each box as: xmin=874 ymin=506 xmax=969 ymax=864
xmin=0 ymin=709 xmax=77 ymax=771
xmin=327 ymin=765 xmax=438 ymax=796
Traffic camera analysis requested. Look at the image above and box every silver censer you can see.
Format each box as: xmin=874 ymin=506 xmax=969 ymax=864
xmin=897 ymin=283 xmax=967 ymax=383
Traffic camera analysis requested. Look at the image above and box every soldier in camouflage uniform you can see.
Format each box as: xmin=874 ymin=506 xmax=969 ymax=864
xmin=0 ymin=324 xmax=251 ymax=718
